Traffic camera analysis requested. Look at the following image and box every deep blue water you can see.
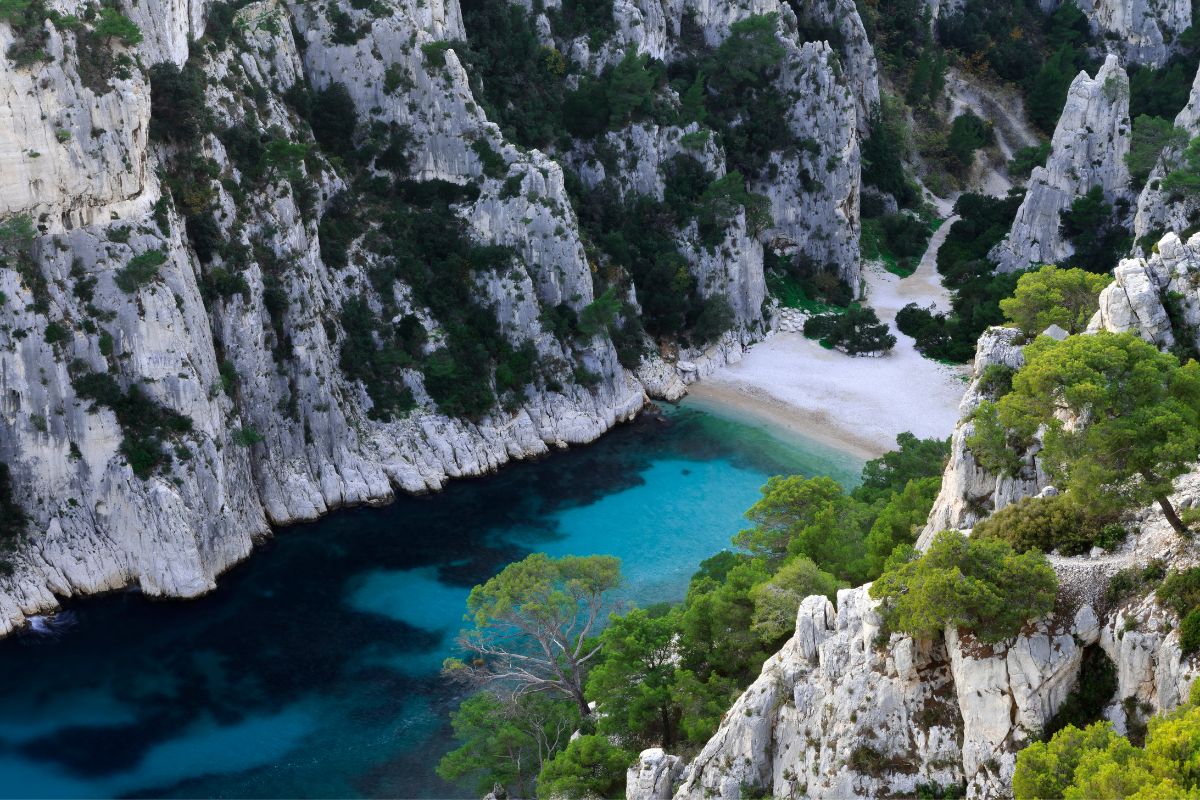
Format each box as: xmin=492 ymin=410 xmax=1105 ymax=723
xmin=0 ymin=402 xmax=861 ymax=799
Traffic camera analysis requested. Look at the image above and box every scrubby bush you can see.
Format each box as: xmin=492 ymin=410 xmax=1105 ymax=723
xmin=1156 ymin=567 xmax=1200 ymax=617
xmin=115 ymin=249 xmax=167 ymax=293
xmin=999 ymin=265 xmax=1112 ymax=338
xmin=72 ymin=371 xmax=193 ymax=478
xmin=1009 ymin=142 xmax=1051 ymax=181
xmin=0 ymin=463 xmax=28 ymax=554
xmin=901 ymin=192 xmax=1025 ymax=362
xmin=749 ymin=556 xmax=845 ymax=641
xmin=764 ymin=249 xmax=853 ymax=310
xmin=972 ymin=493 xmax=1120 ymax=556
xmin=148 ymin=63 xmax=210 ymax=144
xmin=870 ymin=530 xmax=1058 ymax=642
xmin=1044 ymin=645 xmax=1118 ymax=738
xmin=1126 ymin=115 xmax=1188 ymax=188
xmin=534 ymin=734 xmax=634 ymax=799
xmin=1059 ymin=187 xmax=1132 ymax=273
xmin=1014 ymin=684 xmax=1200 ymax=800
xmin=93 ymin=7 xmax=141 ymax=45
xmin=803 ymin=307 xmax=896 ymax=355
xmin=946 ymin=111 xmax=993 ymax=171
xmin=1181 ymin=609 xmax=1200 ymax=654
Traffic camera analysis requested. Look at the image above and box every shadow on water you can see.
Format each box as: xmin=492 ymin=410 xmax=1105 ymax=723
xmin=0 ymin=403 xmax=862 ymax=799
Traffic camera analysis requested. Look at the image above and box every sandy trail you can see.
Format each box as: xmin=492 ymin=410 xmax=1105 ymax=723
xmin=692 ymin=225 xmax=970 ymax=458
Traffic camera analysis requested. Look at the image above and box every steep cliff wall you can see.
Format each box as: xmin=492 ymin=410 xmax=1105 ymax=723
xmin=0 ymin=0 xmax=871 ymax=633
xmin=990 ymin=55 xmax=1132 ymax=272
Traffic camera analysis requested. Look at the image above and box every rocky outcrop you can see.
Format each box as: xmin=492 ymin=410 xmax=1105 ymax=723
xmin=1074 ymin=0 xmax=1192 ymax=67
xmin=0 ymin=0 xmax=875 ymax=633
xmin=1089 ymin=230 xmax=1200 ymax=351
xmin=918 ymin=327 xmax=1045 ymax=546
xmin=990 ymin=55 xmax=1132 ymax=272
xmin=638 ymin=225 xmax=1200 ymax=800
xmin=644 ymin=584 xmax=1129 ymax=799
xmin=1132 ymin=63 xmax=1200 ymax=250
xmin=931 ymin=0 xmax=1190 ymax=66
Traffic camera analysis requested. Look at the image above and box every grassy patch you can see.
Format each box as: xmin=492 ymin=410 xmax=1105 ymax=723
xmin=765 ymin=270 xmax=846 ymax=314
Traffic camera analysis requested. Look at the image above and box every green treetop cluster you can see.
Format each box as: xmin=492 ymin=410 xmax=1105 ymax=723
xmin=1015 ymin=683 xmax=1200 ymax=799
xmin=439 ymin=433 xmax=954 ymax=795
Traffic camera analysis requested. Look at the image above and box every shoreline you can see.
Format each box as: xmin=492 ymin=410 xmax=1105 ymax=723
xmin=684 ymin=230 xmax=972 ymax=463
xmin=684 ymin=382 xmax=884 ymax=461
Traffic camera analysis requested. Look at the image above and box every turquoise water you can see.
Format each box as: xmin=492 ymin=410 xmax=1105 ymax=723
xmin=0 ymin=401 xmax=861 ymax=798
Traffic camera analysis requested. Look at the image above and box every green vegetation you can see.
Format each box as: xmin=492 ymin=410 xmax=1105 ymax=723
xmin=72 ymin=370 xmax=194 ymax=478
xmin=985 ymin=332 xmax=1200 ymax=535
xmin=437 ymin=692 xmax=579 ymax=796
xmin=870 ymin=530 xmax=1058 ymax=642
xmin=803 ymin=306 xmax=896 ymax=355
xmin=1058 ymin=187 xmax=1131 ymax=273
xmin=1154 ymin=567 xmax=1200 ymax=653
xmin=946 ymin=111 xmax=994 ymax=172
xmin=444 ymin=553 xmax=622 ymax=717
xmin=1126 ymin=115 xmax=1188 ymax=189
xmin=998 ymin=265 xmax=1112 ymax=339
xmin=861 ymin=99 xmax=919 ymax=209
xmin=569 ymin=160 xmax=745 ymax=347
xmin=764 ymin=249 xmax=853 ymax=311
xmin=897 ymin=192 xmax=1025 ymax=361
xmin=972 ymin=494 xmax=1124 ymax=556
xmin=93 ymin=7 xmax=141 ymax=46
xmin=1162 ymin=135 xmax=1200 ymax=199
xmin=114 ymin=249 xmax=168 ymax=293
xmin=860 ymin=212 xmax=934 ymax=277
xmin=1044 ymin=646 xmax=1119 ymax=739
xmin=534 ymin=735 xmax=634 ymax=799
xmin=1014 ymin=683 xmax=1200 ymax=799
xmin=441 ymin=435 xmax=949 ymax=795
xmin=1009 ymin=142 xmax=1051 ymax=182
xmin=0 ymin=463 xmax=28 ymax=568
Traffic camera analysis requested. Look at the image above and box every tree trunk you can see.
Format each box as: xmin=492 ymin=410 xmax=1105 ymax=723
xmin=661 ymin=705 xmax=673 ymax=749
xmin=571 ymin=683 xmax=591 ymax=718
xmin=1157 ymin=493 xmax=1190 ymax=536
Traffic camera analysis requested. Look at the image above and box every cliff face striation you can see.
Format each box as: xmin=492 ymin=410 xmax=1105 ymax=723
xmin=0 ymin=0 xmax=872 ymax=633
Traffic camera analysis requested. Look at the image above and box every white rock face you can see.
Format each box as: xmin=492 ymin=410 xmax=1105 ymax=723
xmin=931 ymin=0 xmax=1190 ymax=65
xmin=652 ymin=587 xmax=1117 ymax=800
xmin=1074 ymin=0 xmax=1192 ymax=66
xmin=627 ymin=748 xmax=685 ymax=799
xmin=918 ymin=327 xmax=1045 ymax=546
xmin=1090 ymin=231 xmax=1200 ymax=352
xmin=1132 ymin=63 xmax=1200 ymax=250
xmin=0 ymin=28 xmax=153 ymax=229
xmin=991 ymin=55 xmax=1132 ymax=273
xmin=4 ymin=0 xmax=867 ymax=632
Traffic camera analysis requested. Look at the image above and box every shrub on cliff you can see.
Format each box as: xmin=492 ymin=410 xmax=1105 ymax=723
xmin=972 ymin=493 xmax=1123 ymax=556
xmin=1014 ymin=684 xmax=1200 ymax=799
xmin=999 ymin=265 xmax=1112 ymax=339
xmin=990 ymin=332 xmax=1200 ymax=535
xmin=870 ymin=530 xmax=1058 ymax=642
xmin=535 ymin=734 xmax=635 ymax=799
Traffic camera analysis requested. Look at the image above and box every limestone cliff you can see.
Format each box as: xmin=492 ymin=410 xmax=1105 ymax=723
xmin=0 ymin=0 xmax=872 ymax=633
xmin=1132 ymin=63 xmax=1200 ymax=250
xmin=990 ymin=55 xmax=1132 ymax=273
xmin=631 ymin=228 xmax=1200 ymax=799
